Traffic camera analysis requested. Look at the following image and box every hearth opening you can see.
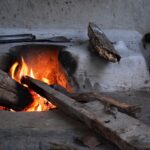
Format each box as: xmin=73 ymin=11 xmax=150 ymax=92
xmin=0 ymin=44 xmax=78 ymax=112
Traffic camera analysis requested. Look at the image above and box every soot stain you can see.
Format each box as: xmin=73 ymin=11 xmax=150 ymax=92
xmin=59 ymin=50 xmax=78 ymax=76
xmin=47 ymin=2 xmax=50 ymax=6
xmin=2 ymin=16 xmax=5 ymax=20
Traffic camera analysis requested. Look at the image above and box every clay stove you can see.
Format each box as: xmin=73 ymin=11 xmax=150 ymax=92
xmin=0 ymin=31 xmax=150 ymax=150
xmin=0 ymin=0 xmax=150 ymax=149
xmin=0 ymin=44 xmax=77 ymax=111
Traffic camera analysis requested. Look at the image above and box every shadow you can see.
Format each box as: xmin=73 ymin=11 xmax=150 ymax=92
xmin=140 ymin=33 xmax=150 ymax=74
xmin=73 ymin=40 xmax=110 ymax=92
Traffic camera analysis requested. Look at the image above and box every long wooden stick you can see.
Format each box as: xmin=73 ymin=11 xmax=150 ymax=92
xmin=70 ymin=92 xmax=141 ymax=117
xmin=22 ymin=76 xmax=150 ymax=150
xmin=42 ymin=84 xmax=140 ymax=117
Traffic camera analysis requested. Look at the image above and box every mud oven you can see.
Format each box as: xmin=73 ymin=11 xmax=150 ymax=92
xmin=0 ymin=0 xmax=150 ymax=150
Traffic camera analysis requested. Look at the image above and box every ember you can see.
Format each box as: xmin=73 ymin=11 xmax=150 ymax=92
xmin=9 ymin=49 xmax=72 ymax=112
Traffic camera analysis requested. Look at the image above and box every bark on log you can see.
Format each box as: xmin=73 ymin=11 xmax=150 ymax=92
xmin=22 ymin=76 xmax=150 ymax=150
xmin=88 ymin=22 xmax=121 ymax=62
xmin=0 ymin=70 xmax=33 ymax=110
xmin=47 ymin=85 xmax=140 ymax=117
xmin=70 ymin=92 xmax=141 ymax=117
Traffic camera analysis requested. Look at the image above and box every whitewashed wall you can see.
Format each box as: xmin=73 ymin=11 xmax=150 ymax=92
xmin=0 ymin=0 xmax=149 ymax=33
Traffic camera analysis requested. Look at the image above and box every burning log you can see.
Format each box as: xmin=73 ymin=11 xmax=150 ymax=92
xmin=22 ymin=76 xmax=150 ymax=150
xmin=0 ymin=70 xmax=33 ymax=110
xmin=88 ymin=22 xmax=121 ymax=62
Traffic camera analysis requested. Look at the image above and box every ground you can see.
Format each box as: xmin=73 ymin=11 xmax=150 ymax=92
xmin=0 ymin=90 xmax=149 ymax=150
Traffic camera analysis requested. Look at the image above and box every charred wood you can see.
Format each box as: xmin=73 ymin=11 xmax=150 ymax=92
xmin=88 ymin=22 xmax=121 ymax=62
xmin=0 ymin=70 xmax=33 ymax=110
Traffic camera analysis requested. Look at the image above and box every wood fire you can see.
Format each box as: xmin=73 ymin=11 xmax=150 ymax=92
xmin=8 ymin=49 xmax=72 ymax=112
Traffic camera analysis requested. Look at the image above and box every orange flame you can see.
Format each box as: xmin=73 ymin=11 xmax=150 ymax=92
xmin=8 ymin=49 xmax=72 ymax=112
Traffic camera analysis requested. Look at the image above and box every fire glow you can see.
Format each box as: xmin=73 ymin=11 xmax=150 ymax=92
xmin=9 ymin=49 xmax=72 ymax=112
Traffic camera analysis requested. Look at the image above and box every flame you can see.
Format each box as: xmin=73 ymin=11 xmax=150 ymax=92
xmin=7 ymin=49 xmax=72 ymax=112
xmin=9 ymin=62 xmax=18 ymax=80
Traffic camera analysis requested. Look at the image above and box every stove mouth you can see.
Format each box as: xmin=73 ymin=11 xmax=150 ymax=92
xmin=0 ymin=44 xmax=78 ymax=112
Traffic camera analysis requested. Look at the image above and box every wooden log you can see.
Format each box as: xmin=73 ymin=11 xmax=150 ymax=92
xmin=47 ymin=84 xmax=140 ymax=117
xmin=22 ymin=76 xmax=150 ymax=150
xmin=0 ymin=70 xmax=33 ymax=110
xmin=70 ymin=92 xmax=141 ymax=117
xmin=88 ymin=22 xmax=121 ymax=62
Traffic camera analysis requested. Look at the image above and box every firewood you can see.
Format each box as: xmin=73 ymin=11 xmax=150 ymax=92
xmin=70 ymin=92 xmax=141 ymax=117
xmin=88 ymin=22 xmax=121 ymax=62
xmin=0 ymin=70 xmax=33 ymax=110
xmin=46 ymin=85 xmax=140 ymax=117
xmin=22 ymin=76 xmax=150 ymax=150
